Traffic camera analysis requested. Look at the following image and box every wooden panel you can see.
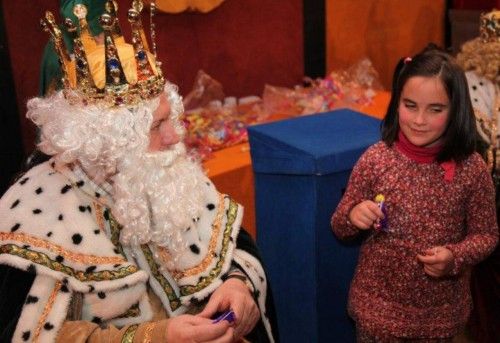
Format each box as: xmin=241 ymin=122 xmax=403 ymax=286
xmin=326 ymin=0 xmax=445 ymax=89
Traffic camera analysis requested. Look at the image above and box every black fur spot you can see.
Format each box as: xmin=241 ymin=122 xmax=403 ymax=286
xmin=113 ymin=264 xmax=121 ymax=268
xmin=95 ymin=192 xmax=101 ymax=198
xmin=94 ymin=229 xmax=100 ymax=235
xmin=62 ymin=278 xmax=68 ymax=284
xmin=86 ymin=266 xmax=96 ymax=273
xmin=58 ymin=214 xmax=64 ymax=221
xmin=32 ymin=208 xmax=42 ymax=214
xmin=22 ymin=245 xmax=30 ymax=249
xmin=72 ymin=233 xmax=83 ymax=245
xmin=44 ymin=322 xmax=54 ymax=330
xmin=76 ymin=180 xmax=85 ymax=187
xmin=480 ymin=81 xmax=484 ymax=86
xmin=25 ymin=295 xmax=39 ymax=304
xmin=206 ymin=182 xmax=210 ymax=186
xmin=86 ymin=205 xmax=92 ymax=213
xmin=259 ymin=276 xmax=264 ymax=282
xmin=22 ymin=331 xmax=30 ymax=341
xmin=472 ymin=85 xmax=477 ymax=90
xmin=61 ymin=184 xmax=72 ymax=194
xmin=114 ymin=248 xmax=120 ymax=254
xmin=474 ymin=98 xmax=478 ymax=102
xmin=78 ymin=205 xmax=86 ymax=212
xmin=189 ymin=244 xmax=200 ymax=254
xmin=229 ymin=236 xmax=234 ymax=242
xmin=35 ymin=187 xmax=43 ymax=194
xmin=55 ymin=255 xmax=64 ymax=263
xmin=61 ymin=284 xmax=69 ymax=293
xmin=97 ymin=292 xmax=106 ymax=299
xmin=92 ymin=317 xmax=102 ymax=324
xmin=19 ymin=177 xmax=29 ymax=185
xmin=48 ymin=172 xmax=56 ymax=176
xmin=10 ymin=199 xmax=20 ymax=209
xmin=255 ymin=290 xmax=261 ymax=298
xmin=10 ymin=223 xmax=21 ymax=232
xmin=26 ymin=264 xmax=36 ymax=274
xmin=89 ymin=285 xmax=95 ymax=293
xmin=206 ymin=203 xmax=215 ymax=210
xmin=103 ymin=210 xmax=110 ymax=220
xmin=46 ymin=231 xmax=53 ymax=237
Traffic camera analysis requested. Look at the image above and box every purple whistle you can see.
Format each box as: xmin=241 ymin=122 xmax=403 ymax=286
xmin=212 ymin=310 xmax=236 ymax=324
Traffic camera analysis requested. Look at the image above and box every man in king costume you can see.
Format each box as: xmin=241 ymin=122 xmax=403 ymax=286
xmin=0 ymin=1 xmax=277 ymax=342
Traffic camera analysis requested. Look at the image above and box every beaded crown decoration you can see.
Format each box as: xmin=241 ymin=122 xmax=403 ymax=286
xmin=480 ymin=10 xmax=500 ymax=43
xmin=40 ymin=0 xmax=165 ymax=107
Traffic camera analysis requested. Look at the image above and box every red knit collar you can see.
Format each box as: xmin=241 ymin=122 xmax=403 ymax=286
xmin=395 ymin=130 xmax=455 ymax=182
xmin=395 ymin=130 xmax=441 ymax=163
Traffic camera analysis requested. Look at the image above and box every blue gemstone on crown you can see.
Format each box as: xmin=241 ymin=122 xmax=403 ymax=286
xmin=108 ymin=58 xmax=120 ymax=69
xmin=137 ymin=50 xmax=147 ymax=60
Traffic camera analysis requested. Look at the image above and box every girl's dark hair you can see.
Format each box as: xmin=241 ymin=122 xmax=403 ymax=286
xmin=381 ymin=44 xmax=479 ymax=162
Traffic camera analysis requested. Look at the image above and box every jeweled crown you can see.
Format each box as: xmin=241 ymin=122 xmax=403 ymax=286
xmin=479 ymin=10 xmax=500 ymax=43
xmin=40 ymin=0 xmax=165 ymax=107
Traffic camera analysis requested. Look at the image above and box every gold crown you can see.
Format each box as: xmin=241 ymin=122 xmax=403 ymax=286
xmin=480 ymin=10 xmax=500 ymax=43
xmin=40 ymin=0 xmax=165 ymax=107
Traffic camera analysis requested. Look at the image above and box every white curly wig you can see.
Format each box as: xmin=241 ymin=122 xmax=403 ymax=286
xmin=27 ymin=82 xmax=205 ymax=261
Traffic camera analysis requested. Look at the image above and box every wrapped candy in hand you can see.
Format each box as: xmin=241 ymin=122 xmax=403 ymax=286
xmin=373 ymin=194 xmax=388 ymax=232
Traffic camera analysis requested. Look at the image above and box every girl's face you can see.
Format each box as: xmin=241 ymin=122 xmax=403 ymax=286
xmin=398 ymin=76 xmax=450 ymax=147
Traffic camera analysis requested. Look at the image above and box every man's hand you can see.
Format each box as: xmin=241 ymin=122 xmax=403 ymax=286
xmin=165 ymin=314 xmax=234 ymax=343
xmin=199 ymin=278 xmax=260 ymax=341
xmin=416 ymin=246 xmax=454 ymax=278
xmin=348 ymin=200 xmax=384 ymax=230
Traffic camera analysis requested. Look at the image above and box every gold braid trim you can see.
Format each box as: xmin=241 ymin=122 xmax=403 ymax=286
xmin=33 ymin=281 xmax=62 ymax=343
xmin=143 ymin=322 xmax=156 ymax=343
xmin=121 ymin=324 xmax=139 ymax=343
xmin=0 ymin=232 xmax=125 ymax=264
xmin=141 ymin=245 xmax=181 ymax=311
xmin=179 ymin=198 xmax=238 ymax=296
xmin=0 ymin=243 xmax=138 ymax=282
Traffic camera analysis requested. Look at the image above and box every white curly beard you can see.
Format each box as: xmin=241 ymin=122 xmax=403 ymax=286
xmin=111 ymin=142 xmax=206 ymax=261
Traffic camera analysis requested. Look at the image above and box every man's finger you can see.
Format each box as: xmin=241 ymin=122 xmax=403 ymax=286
xmin=199 ymin=297 xmax=223 ymax=318
xmin=206 ymin=327 xmax=235 ymax=343
xmin=192 ymin=321 xmax=231 ymax=341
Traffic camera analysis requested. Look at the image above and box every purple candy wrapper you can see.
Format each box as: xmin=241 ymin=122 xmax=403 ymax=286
xmin=212 ymin=310 xmax=236 ymax=324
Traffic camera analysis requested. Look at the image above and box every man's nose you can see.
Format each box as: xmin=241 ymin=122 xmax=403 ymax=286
xmin=161 ymin=120 xmax=181 ymax=146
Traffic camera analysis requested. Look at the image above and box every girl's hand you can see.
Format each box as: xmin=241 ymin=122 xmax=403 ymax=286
xmin=165 ymin=314 xmax=234 ymax=343
xmin=348 ymin=200 xmax=384 ymax=230
xmin=416 ymin=246 xmax=454 ymax=278
xmin=198 ymin=278 xmax=260 ymax=341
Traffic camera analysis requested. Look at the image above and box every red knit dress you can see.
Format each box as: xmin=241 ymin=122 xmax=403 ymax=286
xmin=331 ymin=141 xmax=499 ymax=340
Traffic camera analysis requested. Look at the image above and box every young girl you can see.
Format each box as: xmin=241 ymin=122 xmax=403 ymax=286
xmin=331 ymin=47 xmax=499 ymax=342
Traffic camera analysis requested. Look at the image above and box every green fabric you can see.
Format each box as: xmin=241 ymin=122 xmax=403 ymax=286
xmin=39 ymin=0 xmax=106 ymax=96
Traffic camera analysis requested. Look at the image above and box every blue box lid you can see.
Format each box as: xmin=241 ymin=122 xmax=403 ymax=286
xmin=248 ymin=109 xmax=381 ymax=175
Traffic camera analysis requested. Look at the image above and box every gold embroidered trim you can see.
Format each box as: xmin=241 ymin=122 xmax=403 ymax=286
xmin=141 ymin=245 xmax=181 ymax=311
xmin=143 ymin=322 xmax=156 ymax=343
xmin=109 ymin=213 xmax=125 ymax=257
xmin=121 ymin=324 xmax=139 ymax=343
xmin=0 ymin=243 xmax=138 ymax=282
xmin=0 ymin=232 xmax=124 ymax=264
xmin=165 ymin=193 xmax=226 ymax=280
xmin=33 ymin=281 xmax=61 ymax=343
xmin=179 ymin=198 xmax=238 ymax=296
xmin=93 ymin=202 xmax=105 ymax=233
xmin=121 ymin=302 xmax=141 ymax=318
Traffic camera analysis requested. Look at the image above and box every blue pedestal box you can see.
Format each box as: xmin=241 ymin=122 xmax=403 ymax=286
xmin=248 ymin=109 xmax=381 ymax=343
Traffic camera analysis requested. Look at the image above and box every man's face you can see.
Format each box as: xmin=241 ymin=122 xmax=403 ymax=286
xmin=148 ymin=93 xmax=181 ymax=152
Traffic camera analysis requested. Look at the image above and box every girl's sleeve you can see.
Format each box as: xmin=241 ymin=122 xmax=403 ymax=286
xmin=446 ymin=161 xmax=499 ymax=275
xmin=331 ymin=146 xmax=376 ymax=240
xmin=56 ymin=319 xmax=170 ymax=343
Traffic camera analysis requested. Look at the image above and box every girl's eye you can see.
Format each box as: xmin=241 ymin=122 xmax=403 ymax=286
xmin=429 ymin=107 xmax=444 ymax=113
xmin=404 ymin=102 xmax=416 ymax=110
